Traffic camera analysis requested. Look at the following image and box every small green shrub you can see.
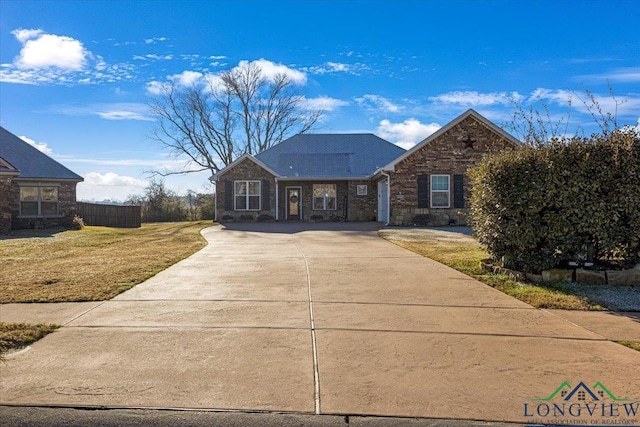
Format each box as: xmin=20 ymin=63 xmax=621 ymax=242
xmin=470 ymin=129 xmax=640 ymax=273
xmin=239 ymin=214 xmax=254 ymax=221
xmin=221 ymin=214 xmax=234 ymax=221
xmin=257 ymin=214 xmax=274 ymax=222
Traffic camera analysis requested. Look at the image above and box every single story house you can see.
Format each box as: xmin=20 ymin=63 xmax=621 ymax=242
xmin=213 ymin=109 xmax=519 ymax=226
xmin=0 ymin=126 xmax=84 ymax=233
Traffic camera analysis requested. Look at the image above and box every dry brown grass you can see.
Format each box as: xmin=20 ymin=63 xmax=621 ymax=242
xmin=0 ymin=221 xmax=211 ymax=303
xmin=382 ymin=230 xmax=611 ymax=311
xmin=616 ymin=341 xmax=640 ymax=352
xmin=0 ymin=322 xmax=59 ymax=356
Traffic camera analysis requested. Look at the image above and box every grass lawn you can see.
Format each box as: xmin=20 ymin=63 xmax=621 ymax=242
xmin=617 ymin=340 xmax=640 ymax=352
xmin=379 ymin=228 xmax=637 ymax=311
xmin=0 ymin=323 xmax=59 ymax=357
xmin=0 ymin=221 xmax=211 ymax=303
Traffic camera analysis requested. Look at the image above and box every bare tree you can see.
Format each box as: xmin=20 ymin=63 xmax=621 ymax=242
xmin=505 ymin=84 xmax=625 ymax=146
xmin=148 ymin=61 xmax=322 ymax=176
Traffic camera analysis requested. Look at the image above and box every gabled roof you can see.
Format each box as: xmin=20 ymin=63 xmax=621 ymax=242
xmin=0 ymin=156 xmax=20 ymax=176
xmin=381 ymin=109 xmax=520 ymax=171
xmin=255 ymin=133 xmax=406 ymax=179
xmin=0 ymin=126 xmax=83 ymax=181
xmin=212 ymin=153 xmax=280 ymax=181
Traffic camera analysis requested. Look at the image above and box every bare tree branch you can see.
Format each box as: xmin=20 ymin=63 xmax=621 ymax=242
xmin=147 ymin=61 xmax=323 ymax=177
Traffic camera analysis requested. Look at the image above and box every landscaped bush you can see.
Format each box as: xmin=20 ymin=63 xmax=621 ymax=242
xmin=469 ymin=128 xmax=640 ymax=273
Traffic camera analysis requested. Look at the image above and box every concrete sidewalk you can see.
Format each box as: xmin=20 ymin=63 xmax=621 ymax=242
xmin=1 ymin=223 xmax=639 ymax=425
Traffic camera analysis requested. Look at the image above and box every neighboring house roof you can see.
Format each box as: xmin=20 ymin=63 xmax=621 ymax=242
xmin=380 ymin=109 xmax=520 ymax=172
xmin=0 ymin=155 xmax=20 ymax=176
xmin=255 ymin=133 xmax=406 ymax=179
xmin=0 ymin=126 xmax=83 ymax=181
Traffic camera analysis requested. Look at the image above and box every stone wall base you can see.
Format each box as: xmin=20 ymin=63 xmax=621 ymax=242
xmin=390 ymin=208 xmax=469 ymax=227
xmin=480 ymin=260 xmax=640 ymax=285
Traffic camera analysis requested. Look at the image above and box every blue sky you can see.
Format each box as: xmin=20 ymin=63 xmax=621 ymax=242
xmin=1 ymin=0 xmax=639 ymax=201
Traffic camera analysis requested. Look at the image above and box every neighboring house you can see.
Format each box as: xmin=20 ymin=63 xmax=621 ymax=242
xmin=212 ymin=109 xmax=519 ymax=226
xmin=0 ymin=126 xmax=84 ymax=233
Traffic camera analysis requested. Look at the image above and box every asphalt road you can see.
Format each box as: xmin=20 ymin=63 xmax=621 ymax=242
xmin=0 ymin=406 xmax=523 ymax=427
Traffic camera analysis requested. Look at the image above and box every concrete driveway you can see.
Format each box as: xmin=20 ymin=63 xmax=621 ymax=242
xmin=1 ymin=223 xmax=639 ymax=424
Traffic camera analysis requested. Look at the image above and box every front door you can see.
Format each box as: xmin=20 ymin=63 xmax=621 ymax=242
xmin=377 ymin=179 xmax=388 ymax=223
xmin=286 ymin=187 xmax=301 ymax=220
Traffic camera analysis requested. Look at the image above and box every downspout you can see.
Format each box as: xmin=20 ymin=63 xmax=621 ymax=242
xmin=214 ymin=183 xmax=217 ymax=222
xmin=381 ymin=170 xmax=391 ymax=226
xmin=275 ymin=177 xmax=279 ymax=221
xmin=209 ymin=174 xmax=218 ymax=222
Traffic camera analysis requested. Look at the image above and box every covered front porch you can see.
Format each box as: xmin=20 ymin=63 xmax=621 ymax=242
xmin=275 ymin=179 xmax=380 ymax=222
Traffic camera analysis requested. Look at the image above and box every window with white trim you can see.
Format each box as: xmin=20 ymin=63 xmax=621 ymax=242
xmin=234 ymin=180 xmax=261 ymax=211
xmin=313 ymin=184 xmax=336 ymax=210
xmin=430 ymin=175 xmax=450 ymax=208
xmin=20 ymin=185 xmax=59 ymax=216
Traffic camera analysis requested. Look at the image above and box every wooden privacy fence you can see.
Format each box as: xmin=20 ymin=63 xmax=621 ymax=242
xmin=77 ymin=202 xmax=141 ymax=228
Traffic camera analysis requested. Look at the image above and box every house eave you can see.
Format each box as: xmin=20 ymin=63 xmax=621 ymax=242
xmin=383 ymin=109 xmax=520 ymax=169
xmin=277 ymin=175 xmax=372 ymax=181
xmin=213 ymin=154 xmax=280 ymax=181
xmin=13 ymin=176 xmax=84 ymax=183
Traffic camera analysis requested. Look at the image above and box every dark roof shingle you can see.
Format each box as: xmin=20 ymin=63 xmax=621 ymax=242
xmin=0 ymin=126 xmax=83 ymax=181
xmin=255 ymin=133 xmax=405 ymax=178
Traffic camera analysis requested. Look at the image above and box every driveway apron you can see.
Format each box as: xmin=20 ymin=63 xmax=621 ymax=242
xmin=1 ymin=223 xmax=639 ymax=423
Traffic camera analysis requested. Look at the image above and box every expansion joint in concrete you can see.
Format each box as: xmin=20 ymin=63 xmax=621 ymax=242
xmin=301 ymin=251 xmax=321 ymax=415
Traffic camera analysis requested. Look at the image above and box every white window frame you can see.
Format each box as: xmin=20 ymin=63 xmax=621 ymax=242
xmin=312 ymin=184 xmax=337 ymax=210
xmin=356 ymin=184 xmax=368 ymax=196
xmin=430 ymin=175 xmax=450 ymax=208
xmin=19 ymin=184 xmax=60 ymax=217
xmin=234 ymin=180 xmax=261 ymax=211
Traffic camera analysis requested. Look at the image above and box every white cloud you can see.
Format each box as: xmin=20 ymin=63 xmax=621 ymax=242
xmin=77 ymin=172 xmax=148 ymax=202
xmin=11 ymin=28 xmax=43 ymax=43
xmin=240 ymin=58 xmax=307 ymax=85
xmin=146 ymin=54 xmax=173 ymax=61
xmin=429 ymin=91 xmax=523 ymax=106
xmin=377 ymin=119 xmax=441 ymax=149
xmin=303 ymin=61 xmax=368 ymax=75
xmin=355 ymin=94 xmax=403 ymax=113
xmin=83 ymin=172 xmax=147 ymax=187
xmin=144 ymin=37 xmax=168 ymax=44
xmin=576 ymin=67 xmax=640 ymax=84
xmin=146 ymin=80 xmax=169 ymax=95
xmin=168 ymin=70 xmax=203 ymax=86
xmin=12 ymin=30 xmax=89 ymax=70
xmin=146 ymin=59 xmax=308 ymax=94
xmin=530 ymin=88 xmax=640 ymax=117
xmin=302 ymin=96 xmax=349 ymax=111
xmin=53 ymin=103 xmax=152 ymax=121
xmin=19 ymin=135 xmax=53 ymax=155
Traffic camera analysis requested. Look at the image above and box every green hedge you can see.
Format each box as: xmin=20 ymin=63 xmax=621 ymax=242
xmin=469 ymin=129 xmax=640 ymax=273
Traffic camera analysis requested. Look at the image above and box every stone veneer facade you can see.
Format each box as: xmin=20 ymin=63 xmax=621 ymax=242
xmin=216 ymin=157 xmax=277 ymax=221
xmin=387 ymin=115 xmax=515 ymax=226
xmin=0 ymin=176 xmax=14 ymax=234
xmin=9 ymin=181 xmax=79 ymax=230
